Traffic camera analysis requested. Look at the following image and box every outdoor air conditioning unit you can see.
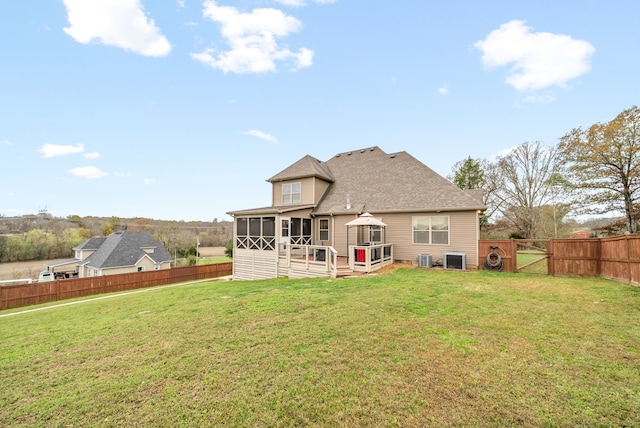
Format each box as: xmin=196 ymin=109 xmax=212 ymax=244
xmin=417 ymin=254 xmax=432 ymax=268
xmin=444 ymin=252 xmax=466 ymax=270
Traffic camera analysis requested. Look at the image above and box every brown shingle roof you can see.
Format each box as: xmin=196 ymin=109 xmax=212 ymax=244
xmin=313 ymin=146 xmax=485 ymax=215
xmin=228 ymin=146 xmax=485 ymax=216
xmin=268 ymin=155 xmax=334 ymax=183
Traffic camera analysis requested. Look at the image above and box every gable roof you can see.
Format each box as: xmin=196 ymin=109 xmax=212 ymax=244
xmin=228 ymin=146 xmax=485 ymax=216
xmin=314 ymin=146 xmax=484 ymax=215
xmin=80 ymin=231 xmax=172 ymax=269
xmin=73 ymin=237 xmax=107 ymax=251
xmin=268 ymin=154 xmax=335 ymax=183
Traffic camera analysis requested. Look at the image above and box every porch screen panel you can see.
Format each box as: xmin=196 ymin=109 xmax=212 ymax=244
xmin=262 ymin=217 xmax=275 ymax=250
xmin=236 ymin=218 xmax=248 ymax=249
xmin=236 ymin=216 xmax=276 ymax=250
xmin=291 ymin=218 xmax=301 ymax=244
xmin=302 ymin=218 xmax=311 ymax=245
xmin=249 ymin=218 xmax=261 ymax=249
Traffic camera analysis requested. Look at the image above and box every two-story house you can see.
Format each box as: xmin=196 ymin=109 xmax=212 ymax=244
xmin=227 ymin=146 xmax=485 ymax=280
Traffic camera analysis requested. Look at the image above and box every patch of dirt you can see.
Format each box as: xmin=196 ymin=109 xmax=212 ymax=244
xmin=372 ymin=262 xmax=416 ymax=275
xmin=0 ymin=260 xmax=64 ymax=281
xmin=198 ymin=247 xmax=226 ymax=257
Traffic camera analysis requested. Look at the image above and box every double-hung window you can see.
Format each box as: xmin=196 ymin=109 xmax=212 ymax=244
xmin=282 ymin=182 xmax=301 ymax=204
xmin=319 ymin=219 xmax=329 ymax=241
xmin=412 ymin=216 xmax=449 ymax=245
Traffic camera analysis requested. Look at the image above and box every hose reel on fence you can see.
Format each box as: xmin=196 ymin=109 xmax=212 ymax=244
xmin=483 ymin=244 xmax=505 ymax=271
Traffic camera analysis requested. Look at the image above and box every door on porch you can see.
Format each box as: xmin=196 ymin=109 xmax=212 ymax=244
xmin=279 ymin=217 xmax=290 ymax=254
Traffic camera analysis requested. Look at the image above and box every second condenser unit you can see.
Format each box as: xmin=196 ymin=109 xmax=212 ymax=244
xmin=444 ymin=252 xmax=466 ymax=270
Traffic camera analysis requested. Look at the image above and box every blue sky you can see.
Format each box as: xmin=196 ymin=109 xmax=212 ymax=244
xmin=1 ymin=1 xmax=638 ymax=222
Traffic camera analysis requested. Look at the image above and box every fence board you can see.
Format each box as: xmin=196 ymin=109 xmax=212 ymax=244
xmin=1 ymin=262 xmax=232 ymax=311
xmin=480 ymin=236 xmax=640 ymax=285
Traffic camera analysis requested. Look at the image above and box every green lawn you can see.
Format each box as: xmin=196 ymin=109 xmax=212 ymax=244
xmin=1 ymin=268 xmax=639 ymax=427
xmin=198 ymin=255 xmax=232 ymax=265
xmin=517 ymin=251 xmax=549 ymax=274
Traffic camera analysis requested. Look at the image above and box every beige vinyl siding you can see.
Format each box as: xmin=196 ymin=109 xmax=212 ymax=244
xmin=271 ymin=178 xmax=317 ymax=206
xmin=331 ymin=214 xmax=360 ymax=257
xmin=331 ymin=211 xmax=479 ymax=268
xmin=313 ymin=178 xmax=331 ymax=204
xmin=382 ymin=212 xmax=479 ymax=267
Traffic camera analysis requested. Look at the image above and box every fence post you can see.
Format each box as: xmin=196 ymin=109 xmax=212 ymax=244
xmin=548 ymin=239 xmax=554 ymax=276
xmin=627 ymin=235 xmax=632 ymax=284
xmin=509 ymin=239 xmax=517 ymax=273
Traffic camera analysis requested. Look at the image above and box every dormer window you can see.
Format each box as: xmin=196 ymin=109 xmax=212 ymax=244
xmin=282 ymin=182 xmax=301 ymax=204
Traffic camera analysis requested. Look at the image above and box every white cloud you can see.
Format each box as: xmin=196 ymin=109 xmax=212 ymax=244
xmin=143 ymin=178 xmax=157 ymax=185
xmin=191 ymin=0 xmax=314 ymax=74
xmin=38 ymin=143 xmax=84 ymax=158
xmin=474 ymin=20 xmax=595 ymax=92
xmin=520 ymin=92 xmax=556 ymax=105
xmin=84 ymin=152 xmax=100 ymax=159
xmin=275 ymin=0 xmax=336 ymax=6
xmin=1 ymin=139 xmax=13 ymax=145
xmin=244 ymin=129 xmax=279 ymax=144
xmin=69 ymin=166 xmax=108 ymax=179
xmin=438 ymin=86 xmax=449 ymax=95
xmin=62 ymin=0 xmax=172 ymax=57
xmin=275 ymin=0 xmax=305 ymax=6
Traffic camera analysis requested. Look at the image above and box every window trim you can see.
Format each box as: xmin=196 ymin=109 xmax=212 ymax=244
xmin=412 ymin=215 xmax=450 ymax=245
xmin=282 ymin=182 xmax=301 ymax=204
xmin=319 ymin=218 xmax=329 ymax=241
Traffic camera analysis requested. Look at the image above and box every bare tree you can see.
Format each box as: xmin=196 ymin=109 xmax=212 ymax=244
xmin=491 ymin=142 xmax=564 ymax=238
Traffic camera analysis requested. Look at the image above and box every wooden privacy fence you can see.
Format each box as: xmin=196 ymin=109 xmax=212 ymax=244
xmin=0 ymin=262 xmax=232 ymax=311
xmin=479 ymin=236 xmax=640 ymax=284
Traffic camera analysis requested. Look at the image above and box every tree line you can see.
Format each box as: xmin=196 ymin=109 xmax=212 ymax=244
xmin=0 ymin=214 xmax=233 ymax=263
xmin=450 ymin=105 xmax=640 ymax=239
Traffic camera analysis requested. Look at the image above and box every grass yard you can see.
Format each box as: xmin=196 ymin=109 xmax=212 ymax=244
xmin=1 ymin=268 xmax=639 ymax=427
xmin=517 ymin=251 xmax=549 ymax=274
xmin=198 ymin=255 xmax=232 ymax=265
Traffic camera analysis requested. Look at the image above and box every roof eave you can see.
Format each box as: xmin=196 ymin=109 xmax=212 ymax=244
xmin=313 ymin=205 xmax=486 ymax=216
xmin=227 ymin=204 xmax=317 ymax=217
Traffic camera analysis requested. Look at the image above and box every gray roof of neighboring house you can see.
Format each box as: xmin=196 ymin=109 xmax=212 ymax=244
xmin=73 ymin=237 xmax=107 ymax=251
xmin=228 ymin=146 xmax=485 ymax=216
xmin=80 ymin=231 xmax=173 ymax=269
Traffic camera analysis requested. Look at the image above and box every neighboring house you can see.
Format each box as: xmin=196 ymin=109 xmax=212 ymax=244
xmin=45 ymin=231 xmax=173 ymax=278
xmin=227 ymin=146 xmax=485 ymax=280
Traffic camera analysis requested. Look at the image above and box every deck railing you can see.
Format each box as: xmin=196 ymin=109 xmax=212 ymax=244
xmin=349 ymin=243 xmax=394 ymax=273
xmin=279 ymin=244 xmax=338 ymax=278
